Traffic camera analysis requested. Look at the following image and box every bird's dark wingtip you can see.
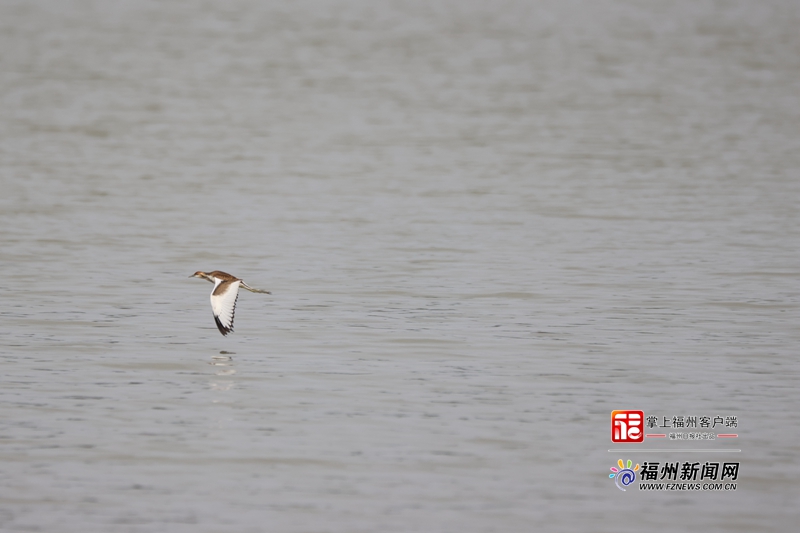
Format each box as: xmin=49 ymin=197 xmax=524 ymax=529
xmin=214 ymin=315 xmax=233 ymax=336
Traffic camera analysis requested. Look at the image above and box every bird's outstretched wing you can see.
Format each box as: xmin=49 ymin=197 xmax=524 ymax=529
xmin=210 ymin=280 xmax=240 ymax=336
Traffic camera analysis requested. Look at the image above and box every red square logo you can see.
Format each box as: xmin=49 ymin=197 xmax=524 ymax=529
xmin=611 ymin=410 xmax=644 ymax=443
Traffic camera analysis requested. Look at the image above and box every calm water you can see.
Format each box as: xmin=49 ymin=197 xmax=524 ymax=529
xmin=1 ymin=1 xmax=799 ymax=531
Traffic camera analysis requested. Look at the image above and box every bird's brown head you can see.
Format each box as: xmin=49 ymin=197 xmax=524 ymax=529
xmin=190 ymin=271 xmax=211 ymax=281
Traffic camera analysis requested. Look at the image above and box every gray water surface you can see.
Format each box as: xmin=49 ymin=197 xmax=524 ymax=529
xmin=1 ymin=1 xmax=799 ymax=531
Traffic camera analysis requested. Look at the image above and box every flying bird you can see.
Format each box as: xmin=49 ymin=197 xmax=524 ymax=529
xmin=190 ymin=271 xmax=271 ymax=336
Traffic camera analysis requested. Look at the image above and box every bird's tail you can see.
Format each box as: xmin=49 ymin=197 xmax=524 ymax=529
xmin=241 ymin=282 xmax=271 ymax=294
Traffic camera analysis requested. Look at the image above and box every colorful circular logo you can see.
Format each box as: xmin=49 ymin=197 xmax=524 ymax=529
xmin=609 ymin=459 xmax=640 ymax=491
